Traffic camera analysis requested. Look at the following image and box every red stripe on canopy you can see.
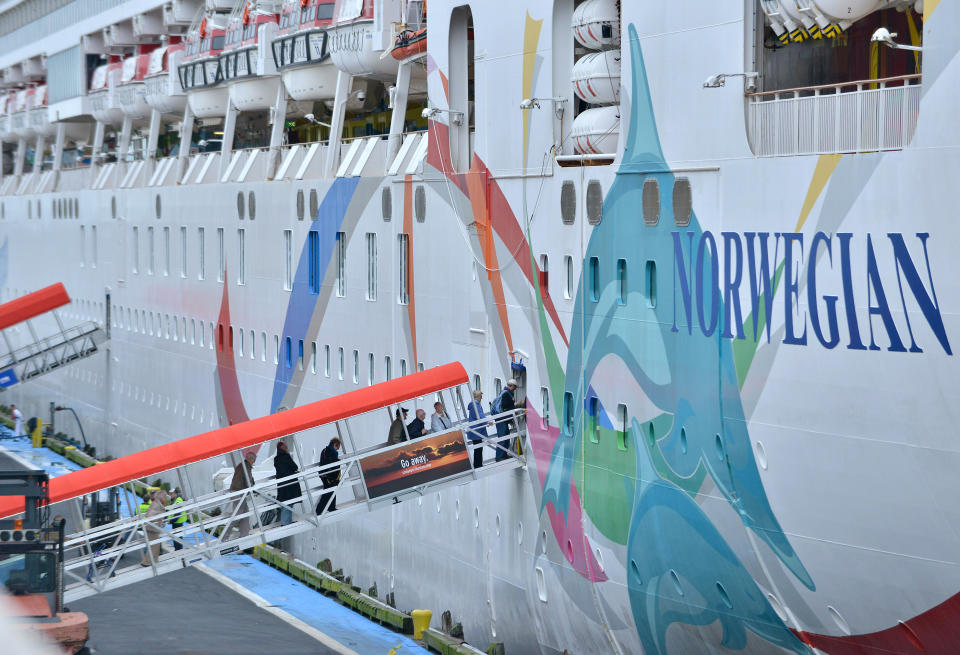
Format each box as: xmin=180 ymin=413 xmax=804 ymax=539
xmin=0 ymin=283 xmax=71 ymax=331
xmin=0 ymin=362 xmax=468 ymax=518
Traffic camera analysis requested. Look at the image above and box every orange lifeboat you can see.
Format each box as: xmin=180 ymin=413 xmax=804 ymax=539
xmin=391 ymin=28 xmax=426 ymax=61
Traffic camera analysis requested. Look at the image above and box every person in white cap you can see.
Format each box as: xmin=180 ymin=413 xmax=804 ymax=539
xmin=493 ymin=379 xmax=518 ymax=461
xmin=10 ymin=404 xmax=23 ymax=437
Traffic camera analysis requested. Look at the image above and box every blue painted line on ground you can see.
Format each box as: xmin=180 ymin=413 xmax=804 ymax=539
xmin=206 ymin=554 xmax=431 ymax=655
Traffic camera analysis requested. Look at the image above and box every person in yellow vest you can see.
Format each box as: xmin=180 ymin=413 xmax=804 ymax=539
xmin=167 ymin=488 xmax=188 ymax=551
xmin=137 ymin=493 xmax=152 ymax=515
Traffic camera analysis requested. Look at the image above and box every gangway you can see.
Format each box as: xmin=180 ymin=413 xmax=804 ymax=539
xmin=0 ymin=363 xmax=527 ymax=602
xmin=0 ymin=284 xmax=107 ymax=389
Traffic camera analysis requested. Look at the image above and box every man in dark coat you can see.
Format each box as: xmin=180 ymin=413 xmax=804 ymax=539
xmin=494 ymin=379 xmax=518 ymax=461
xmin=274 ymin=441 xmax=302 ymax=525
xmin=406 ymin=409 xmax=428 ymax=440
xmin=317 ymin=437 xmax=341 ymax=514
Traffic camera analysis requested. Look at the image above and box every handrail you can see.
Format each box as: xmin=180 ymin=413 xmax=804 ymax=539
xmin=746 ymin=73 xmax=922 ymax=98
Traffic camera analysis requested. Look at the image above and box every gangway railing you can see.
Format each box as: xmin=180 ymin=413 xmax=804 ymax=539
xmin=0 ymin=362 xmax=527 ymax=601
xmin=0 ymin=284 xmax=107 ymax=389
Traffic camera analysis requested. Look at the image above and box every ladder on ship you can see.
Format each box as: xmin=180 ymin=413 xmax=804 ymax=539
xmin=0 ymin=284 xmax=107 ymax=389
xmin=0 ymin=363 xmax=526 ymax=602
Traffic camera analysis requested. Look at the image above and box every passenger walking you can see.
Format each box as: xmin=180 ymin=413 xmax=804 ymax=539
xmin=140 ymin=490 xmax=169 ymax=566
xmin=430 ymin=402 xmax=452 ymax=433
xmin=317 ymin=438 xmax=341 ymax=514
xmin=273 ymin=440 xmax=302 ymax=526
xmin=168 ymin=488 xmax=188 ymax=550
xmin=228 ymin=451 xmax=257 ymax=539
xmin=387 ymin=408 xmax=409 ymax=444
xmin=466 ymin=390 xmax=492 ymax=469
xmin=406 ymin=409 xmax=428 ymax=440
xmin=493 ymin=380 xmax=518 ymax=461
xmin=11 ymin=404 xmax=23 ymax=437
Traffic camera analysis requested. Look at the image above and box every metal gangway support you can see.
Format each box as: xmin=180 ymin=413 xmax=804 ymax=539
xmin=0 ymin=363 xmax=527 ymax=602
xmin=0 ymin=284 xmax=107 ymax=389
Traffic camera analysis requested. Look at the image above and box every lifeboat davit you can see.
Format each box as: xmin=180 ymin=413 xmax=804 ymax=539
xmin=275 ymin=0 xmax=340 ymax=102
xmin=144 ymin=39 xmax=188 ymax=116
xmin=89 ymin=59 xmax=125 ymax=125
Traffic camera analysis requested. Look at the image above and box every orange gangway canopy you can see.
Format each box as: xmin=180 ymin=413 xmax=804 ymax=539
xmin=0 ymin=283 xmax=71 ymax=332
xmin=0 ymin=362 xmax=469 ymax=518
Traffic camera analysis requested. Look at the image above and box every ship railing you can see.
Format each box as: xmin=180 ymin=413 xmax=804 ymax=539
xmin=746 ymin=74 xmax=921 ymax=157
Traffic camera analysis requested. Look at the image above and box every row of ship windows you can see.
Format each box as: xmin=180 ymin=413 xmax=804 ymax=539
xmin=0 ymin=197 xmax=81 ymax=221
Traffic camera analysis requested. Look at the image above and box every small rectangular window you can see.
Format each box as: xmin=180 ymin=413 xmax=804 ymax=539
xmin=238 ymin=228 xmax=246 ymax=285
xmin=563 ymin=392 xmax=574 ymax=436
xmin=368 ymin=353 xmax=375 ymax=384
xmin=198 ymin=227 xmax=205 ymax=280
xmin=238 ymin=326 xmax=244 ymax=356
xmin=173 ymin=315 xmax=179 ymax=341
xmin=298 ymin=339 xmax=304 ymax=370
xmin=541 ymin=387 xmax=550 ymax=429
xmin=366 ymin=232 xmax=377 ymax=301
xmin=311 ymin=341 xmax=317 ymax=373
xmin=400 ymin=359 xmax=407 ymax=377
xmin=495 ymin=378 xmax=503 ymax=397
xmin=80 ymin=225 xmax=86 ymax=267
xmin=163 ymin=226 xmax=170 ymax=275
xmin=564 ymin=256 xmax=573 ymax=299
xmin=148 ymin=227 xmax=155 ymax=274
xmin=285 ymin=336 xmax=292 ymax=368
xmin=191 ymin=319 xmax=196 ymax=345
xmin=249 ymin=329 xmax=255 ymax=358
xmin=274 ymin=334 xmax=280 ymax=364
xmin=617 ymin=258 xmax=627 ymax=306
xmin=589 ymin=257 xmax=599 ymax=302
xmin=385 ymin=355 xmax=392 ymax=381
xmin=261 ymin=332 xmax=267 ymax=361
xmin=588 ymin=396 xmax=600 ymax=443
xmin=198 ymin=320 xmax=204 ymax=346
xmin=132 ymin=226 xmax=139 ymax=273
xmin=180 ymin=227 xmax=188 ymax=278
xmin=336 ymin=231 xmax=346 ymax=297
xmin=338 ymin=347 xmax=344 ymax=380
xmin=308 ymin=231 xmax=319 ymax=294
xmin=617 ymin=403 xmax=629 ymax=451
xmin=283 ymin=229 xmax=293 ymax=291
xmin=539 ymin=254 xmax=548 ymax=295
xmin=473 ymin=374 xmax=481 ymax=391
xmin=398 ymin=234 xmax=409 ymax=305
xmin=645 ymin=260 xmax=657 ymax=308
xmin=325 ymin=344 xmax=331 ymax=377
xmin=353 ymin=349 xmax=359 ymax=384
xmin=217 ymin=227 xmax=225 ymax=282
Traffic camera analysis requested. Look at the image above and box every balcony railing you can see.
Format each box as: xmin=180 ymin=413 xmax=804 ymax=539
xmin=747 ymin=74 xmax=921 ymax=157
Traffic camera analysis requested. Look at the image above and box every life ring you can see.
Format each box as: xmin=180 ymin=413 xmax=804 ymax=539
xmin=199 ymin=17 xmax=207 ymax=38
xmin=242 ymin=4 xmax=251 ymax=26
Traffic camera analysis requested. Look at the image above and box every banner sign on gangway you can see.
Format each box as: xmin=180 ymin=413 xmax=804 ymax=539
xmin=0 ymin=369 xmax=18 ymax=389
xmin=359 ymin=430 xmax=472 ymax=499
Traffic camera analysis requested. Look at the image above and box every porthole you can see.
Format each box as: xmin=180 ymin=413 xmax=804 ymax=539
xmin=436 ymin=491 xmax=441 ymax=513
xmin=716 ymin=582 xmax=733 ymax=609
xmin=897 ymin=622 xmax=924 ymax=650
xmin=1 ymin=202 xmax=5 ymax=219
xmin=565 ymin=539 xmax=574 ymax=562
xmin=474 ymin=507 xmax=480 ymax=528
xmin=309 ymin=188 xmax=318 ymax=219
xmin=642 ymin=178 xmax=659 ymax=226
xmin=679 ymin=428 xmax=688 ymax=454
xmin=111 ymin=196 xmax=117 ymax=219
xmin=673 ymin=178 xmax=692 ymax=227
xmin=52 ymin=199 xmax=57 ymax=218
xmin=630 ymin=559 xmax=642 ymax=584
xmin=755 ymin=441 xmax=768 ymax=470
xmin=495 ymin=514 xmax=501 ymax=536
xmin=517 ymin=522 xmax=523 ymax=545
xmin=381 ymin=187 xmax=392 ymax=221
xmin=646 ymin=422 xmax=655 ymax=446
xmin=248 ymin=191 xmax=255 ymax=220
xmin=586 ymin=180 xmax=602 ymax=225
xmin=560 ymin=180 xmax=576 ymax=225
xmin=155 ymin=194 xmax=161 ymax=219
xmin=236 ymin=192 xmax=245 ymax=220
xmin=28 ymin=201 xmax=32 ymax=219
xmin=715 ymin=433 xmax=725 ymax=461
xmin=455 ymin=499 xmax=460 ymax=520
xmin=535 ymin=566 xmax=547 ymax=602
xmin=414 ymin=185 xmax=426 ymax=222
xmin=595 ymin=548 xmax=604 ymax=569
xmin=541 ymin=530 xmax=548 ymax=555
xmin=73 ymin=198 xmax=79 ymax=218
xmin=296 ymin=189 xmax=304 ymax=220
xmin=36 ymin=200 xmax=41 ymax=219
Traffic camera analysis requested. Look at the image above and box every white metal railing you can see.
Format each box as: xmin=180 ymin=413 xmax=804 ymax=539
xmin=747 ymin=74 xmax=921 ymax=157
xmin=58 ymin=409 xmax=527 ymax=602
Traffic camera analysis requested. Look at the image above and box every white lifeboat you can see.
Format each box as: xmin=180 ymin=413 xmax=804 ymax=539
xmin=571 ymin=50 xmax=620 ymax=105
xmin=89 ymin=59 xmax=125 ymax=125
xmin=275 ymin=0 xmax=340 ymax=101
xmin=145 ymin=39 xmax=188 ymax=116
xmin=571 ymin=105 xmax=619 ymax=155
xmin=221 ymin=2 xmax=283 ymax=112
xmin=117 ymin=48 xmax=156 ymax=122
xmin=179 ymin=14 xmax=231 ymax=119
xmin=11 ymin=87 xmax=36 ymax=139
xmin=0 ymin=92 xmax=16 ymax=141
xmin=326 ymin=0 xmax=402 ymax=81
xmin=29 ymin=84 xmax=54 ymax=137
xmin=572 ymin=0 xmax=620 ymax=51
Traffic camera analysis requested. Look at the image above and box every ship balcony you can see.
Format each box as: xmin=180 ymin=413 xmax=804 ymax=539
xmin=746 ymin=74 xmax=921 ymax=157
